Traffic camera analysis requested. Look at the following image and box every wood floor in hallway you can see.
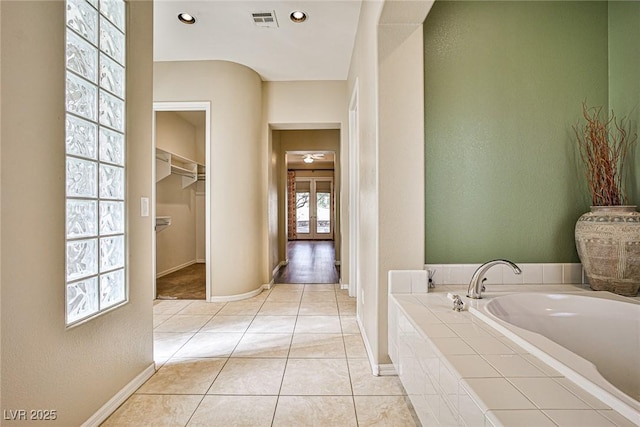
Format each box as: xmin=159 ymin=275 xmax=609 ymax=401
xmin=274 ymin=241 xmax=340 ymax=284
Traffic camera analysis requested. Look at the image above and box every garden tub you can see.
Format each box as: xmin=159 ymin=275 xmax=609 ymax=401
xmin=471 ymin=292 xmax=640 ymax=424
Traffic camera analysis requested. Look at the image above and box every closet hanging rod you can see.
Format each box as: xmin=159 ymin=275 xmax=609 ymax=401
xmin=172 ymin=171 xmax=196 ymax=179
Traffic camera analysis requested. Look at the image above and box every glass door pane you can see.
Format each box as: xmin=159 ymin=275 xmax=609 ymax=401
xmin=316 ymin=192 xmax=331 ymax=234
xmin=296 ymin=192 xmax=310 ymax=234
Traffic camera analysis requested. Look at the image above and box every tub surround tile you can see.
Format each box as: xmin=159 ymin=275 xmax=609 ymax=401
xmin=463 ymin=335 xmax=516 ymax=355
xmin=508 ymin=377 xmax=591 ymax=409
xmin=447 ymin=322 xmax=492 ymax=337
xmin=521 ymin=264 xmax=544 ymax=284
xmin=521 ymin=354 xmax=564 ymax=377
xmin=444 ymin=355 xmax=501 ymax=378
xmin=597 ymin=410 xmax=640 ymax=427
xmin=272 ymin=396 xmax=357 ymax=427
xmin=543 ymin=264 xmax=564 ymax=284
xmin=430 ymin=337 xmax=477 ymax=355
xmin=554 ymin=378 xmax=612 ymax=410
xmin=485 ymin=409 xmax=556 ymax=427
xmin=543 ymin=409 xmax=617 ymax=426
xmin=188 ymin=395 xmax=277 ymax=427
xmin=483 ymin=354 xmax=547 ymax=378
xmin=462 ymin=378 xmax=536 ymax=410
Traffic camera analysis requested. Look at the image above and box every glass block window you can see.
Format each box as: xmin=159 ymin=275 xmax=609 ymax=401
xmin=65 ymin=0 xmax=126 ymax=326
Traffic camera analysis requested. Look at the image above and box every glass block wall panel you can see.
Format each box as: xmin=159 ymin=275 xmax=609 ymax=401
xmin=66 ymin=30 xmax=98 ymax=83
xmin=99 ymin=127 xmax=124 ymax=165
xmin=100 ymin=268 xmax=125 ymax=309
xmin=100 ymin=201 xmax=124 ymax=235
xmin=67 ymin=200 xmax=98 ymax=238
xmin=66 ymin=115 xmax=97 ymax=159
xmin=65 ymin=0 xmax=126 ymax=326
xmin=67 ymin=277 xmax=99 ymax=323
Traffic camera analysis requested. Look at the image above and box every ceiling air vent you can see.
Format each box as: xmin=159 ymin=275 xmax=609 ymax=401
xmin=251 ymin=11 xmax=278 ymax=28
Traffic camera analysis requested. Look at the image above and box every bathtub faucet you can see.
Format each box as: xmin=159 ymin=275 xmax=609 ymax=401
xmin=467 ymin=259 xmax=522 ymax=299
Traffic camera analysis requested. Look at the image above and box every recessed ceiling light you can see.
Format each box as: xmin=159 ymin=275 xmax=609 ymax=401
xmin=290 ymin=10 xmax=307 ymax=23
xmin=178 ymin=13 xmax=196 ymax=25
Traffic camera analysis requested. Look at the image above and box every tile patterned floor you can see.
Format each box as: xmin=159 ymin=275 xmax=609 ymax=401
xmin=102 ymin=284 xmax=419 ymax=426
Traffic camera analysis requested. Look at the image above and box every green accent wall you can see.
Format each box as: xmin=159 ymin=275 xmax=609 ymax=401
xmin=424 ymin=1 xmax=611 ymax=263
xmin=608 ymin=1 xmax=640 ymax=206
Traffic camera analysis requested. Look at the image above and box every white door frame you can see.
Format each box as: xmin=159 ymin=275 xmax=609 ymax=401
xmin=152 ymin=101 xmax=212 ymax=301
xmin=348 ymin=82 xmax=360 ymax=299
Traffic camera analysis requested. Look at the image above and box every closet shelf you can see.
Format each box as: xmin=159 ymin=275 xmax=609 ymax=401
xmin=156 ymin=148 xmax=204 ymax=188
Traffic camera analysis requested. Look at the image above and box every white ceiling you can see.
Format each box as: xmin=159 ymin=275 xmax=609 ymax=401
xmin=154 ymin=1 xmax=363 ymax=81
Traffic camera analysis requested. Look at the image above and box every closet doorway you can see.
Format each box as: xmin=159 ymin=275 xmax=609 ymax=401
xmin=153 ymin=102 xmax=211 ymax=300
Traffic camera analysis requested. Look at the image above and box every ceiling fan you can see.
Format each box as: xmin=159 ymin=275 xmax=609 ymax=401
xmin=302 ymin=153 xmax=325 ymax=164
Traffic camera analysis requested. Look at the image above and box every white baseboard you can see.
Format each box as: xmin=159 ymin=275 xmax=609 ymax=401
xmin=378 ymin=364 xmax=397 ymax=376
xmin=156 ymin=260 xmax=197 ymax=278
xmin=340 ymin=283 xmax=349 ymax=290
xmin=356 ymin=315 xmax=382 ymax=376
xmin=81 ymin=363 xmax=155 ymax=427
xmin=335 ymin=260 xmax=341 ymax=266
xmin=196 ymin=258 xmax=206 ymax=264
xmin=209 ymin=286 xmax=265 ymax=302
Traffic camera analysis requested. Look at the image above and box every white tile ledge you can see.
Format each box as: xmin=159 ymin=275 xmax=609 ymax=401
xmin=388 ymin=289 xmax=634 ymax=427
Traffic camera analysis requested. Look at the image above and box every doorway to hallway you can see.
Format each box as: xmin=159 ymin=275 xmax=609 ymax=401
xmin=274 ymin=241 xmax=339 ymax=284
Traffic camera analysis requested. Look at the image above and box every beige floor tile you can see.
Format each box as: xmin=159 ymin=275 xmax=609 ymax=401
xmin=340 ymin=316 xmax=361 ymax=333
xmin=188 ymin=395 xmax=277 ymax=427
xmin=232 ymin=333 xmax=293 ymax=358
xmin=153 ymin=332 xmax=195 ymax=358
xmin=200 ymin=315 xmax=254 ymax=333
xmin=289 ymin=333 xmax=346 ymax=358
xmin=258 ymin=301 xmax=300 ymax=316
xmin=208 ymin=358 xmax=286 ymax=395
xmin=217 ymin=301 xmax=264 ymax=315
xmin=173 ymin=332 xmax=243 ymax=358
xmin=344 ymin=334 xmax=369 ymax=358
xmin=348 ymin=359 xmax=406 ymax=395
xmin=153 ymin=314 xmax=172 ymax=328
xmin=177 ymin=301 xmax=226 ymax=315
xmin=354 ymin=396 xmax=417 ymax=427
xmin=273 ymin=396 xmax=357 ymax=427
xmin=102 ymin=394 xmax=201 ymax=426
xmin=295 ymin=315 xmax=342 ymax=333
xmin=280 ymin=358 xmax=352 ymax=395
xmin=298 ymin=301 xmax=339 ymax=316
xmin=247 ymin=315 xmax=297 ymax=334
xmin=267 ymin=291 xmax=304 ymax=303
xmin=137 ymin=358 xmax=226 ymax=394
xmin=153 ymin=314 xmax=213 ymax=333
xmin=304 ymin=284 xmax=336 ymax=291
xmin=301 ymin=291 xmax=337 ymax=303
xmin=338 ymin=300 xmax=357 ymax=315
xmin=153 ymin=299 xmax=193 ymax=315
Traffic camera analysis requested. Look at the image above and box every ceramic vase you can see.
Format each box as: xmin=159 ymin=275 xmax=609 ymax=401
xmin=575 ymin=206 xmax=640 ymax=296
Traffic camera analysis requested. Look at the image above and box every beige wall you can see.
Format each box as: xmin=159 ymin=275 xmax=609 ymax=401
xmin=347 ymin=0 xmax=430 ymax=367
xmin=155 ymin=112 xmax=199 ymax=276
xmin=275 ymin=129 xmax=340 ymax=263
xmin=154 ymin=60 xmax=263 ymax=297
xmin=262 ymin=81 xmax=348 ymax=284
xmin=0 ymin=1 xmax=154 ymax=424
xmin=156 ymin=111 xmax=197 ymax=160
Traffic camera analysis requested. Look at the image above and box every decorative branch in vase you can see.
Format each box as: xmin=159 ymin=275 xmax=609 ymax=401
xmin=573 ymin=102 xmax=639 ymax=296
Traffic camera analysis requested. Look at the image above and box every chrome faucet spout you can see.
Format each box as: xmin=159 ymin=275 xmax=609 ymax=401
xmin=467 ymin=259 xmax=522 ymax=299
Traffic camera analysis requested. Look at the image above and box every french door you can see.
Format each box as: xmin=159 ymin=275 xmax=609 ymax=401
xmin=295 ymin=178 xmax=333 ymax=240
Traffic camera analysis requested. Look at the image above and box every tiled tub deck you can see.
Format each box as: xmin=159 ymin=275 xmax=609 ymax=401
xmin=388 ymin=283 xmax=638 ymax=427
